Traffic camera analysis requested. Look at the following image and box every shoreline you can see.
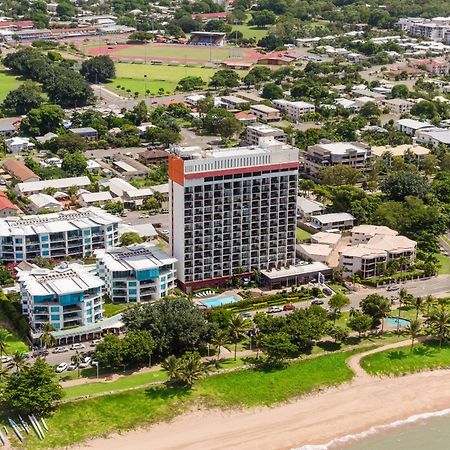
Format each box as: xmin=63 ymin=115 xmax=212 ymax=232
xmin=77 ymin=364 xmax=450 ymax=450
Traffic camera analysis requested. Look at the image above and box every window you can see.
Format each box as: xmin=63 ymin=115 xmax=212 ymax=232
xmin=51 ymin=315 xmax=60 ymax=321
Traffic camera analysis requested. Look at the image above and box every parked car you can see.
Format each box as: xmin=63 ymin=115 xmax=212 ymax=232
xmin=90 ymin=359 xmax=99 ymax=367
xmin=322 ymin=288 xmax=333 ymax=296
xmin=283 ymin=304 xmax=296 ymax=311
xmin=311 ymin=299 xmax=324 ymax=305
xmin=52 ymin=346 xmax=68 ymax=354
xmin=387 ymin=285 xmax=400 ymax=291
xmin=79 ymin=357 xmax=92 ymax=368
xmin=70 ymin=343 xmax=85 ymax=350
xmin=56 ymin=363 xmax=67 ymax=373
xmin=67 ymin=362 xmax=78 ymax=371
xmin=32 ymin=349 xmax=49 ymax=357
xmin=240 ymin=312 xmax=252 ymax=318
xmin=90 ymin=339 xmax=102 ymax=347
xmin=267 ymin=306 xmax=283 ymax=314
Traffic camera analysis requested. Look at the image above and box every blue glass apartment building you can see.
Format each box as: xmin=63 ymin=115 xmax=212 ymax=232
xmin=95 ymin=244 xmax=177 ymax=303
xmin=19 ymin=263 xmax=104 ymax=331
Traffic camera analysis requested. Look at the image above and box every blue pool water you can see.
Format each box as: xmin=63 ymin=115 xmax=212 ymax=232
xmin=202 ymin=296 xmax=240 ymax=308
xmin=386 ymin=317 xmax=410 ymax=327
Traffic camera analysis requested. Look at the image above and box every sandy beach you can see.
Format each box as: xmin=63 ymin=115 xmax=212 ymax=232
xmin=77 ymin=343 xmax=450 ymax=450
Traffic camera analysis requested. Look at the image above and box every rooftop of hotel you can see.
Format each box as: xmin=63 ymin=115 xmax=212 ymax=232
xmin=96 ymin=243 xmax=176 ymax=272
xmin=261 ymin=262 xmax=330 ymax=280
xmin=19 ymin=263 xmax=104 ymax=297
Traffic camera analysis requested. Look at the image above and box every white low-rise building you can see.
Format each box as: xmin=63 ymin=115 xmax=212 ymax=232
xmin=296 ymin=197 xmax=325 ymax=219
xmin=19 ymin=263 xmax=104 ymax=331
xmin=16 ymin=176 xmax=91 ymax=196
xmin=28 ymin=194 xmax=63 ymax=213
xmin=394 ymin=118 xmax=432 ymax=136
xmin=96 ymin=244 xmax=177 ymax=303
xmin=416 ymin=128 xmax=450 ymax=148
xmin=5 ymin=137 xmax=34 ymax=154
xmin=273 ymin=99 xmax=315 ymax=121
xmin=310 ymin=213 xmax=355 ymax=231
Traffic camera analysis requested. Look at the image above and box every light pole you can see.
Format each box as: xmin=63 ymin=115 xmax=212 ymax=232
xmin=148 ymin=352 xmax=152 ymax=367
xmin=96 ymin=363 xmax=99 ymax=379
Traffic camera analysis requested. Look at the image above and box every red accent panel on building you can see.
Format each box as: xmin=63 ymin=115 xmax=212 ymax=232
xmin=184 ymin=161 xmax=299 ymax=180
xmin=168 ymin=154 xmax=185 ymax=186
xmin=177 ymin=273 xmax=252 ymax=293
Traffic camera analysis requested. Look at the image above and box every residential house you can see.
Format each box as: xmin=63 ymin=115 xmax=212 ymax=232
xmin=0 ymin=192 xmax=19 ymax=217
xmin=16 ymin=176 xmax=91 ymax=196
xmin=250 ymin=104 xmax=281 ymax=122
xmin=296 ymin=196 xmax=325 ymax=219
xmin=70 ymin=127 xmax=98 ymax=141
xmin=3 ymin=159 xmax=40 ymax=182
xmin=138 ymin=149 xmax=169 ymax=166
xmin=28 ymin=193 xmax=63 ymax=212
xmin=5 ymin=137 xmax=34 ymax=154
xmin=394 ymin=118 xmax=432 ymax=136
xmin=309 ymin=213 xmax=355 ymax=231
xmin=78 ymin=191 xmax=113 ymax=207
xmin=0 ymin=123 xmax=16 ymax=137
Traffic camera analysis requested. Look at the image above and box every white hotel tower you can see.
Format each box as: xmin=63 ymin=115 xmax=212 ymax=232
xmin=168 ymin=138 xmax=299 ymax=292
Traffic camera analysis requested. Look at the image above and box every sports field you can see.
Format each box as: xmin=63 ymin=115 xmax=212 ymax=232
xmin=231 ymin=24 xmax=269 ymax=41
xmin=86 ymin=43 xmax=262 ymax=65
xmin=0 ymin=65 xmax=22 ymax=101
xmin=107 ymin=63 xmax=246 ymax=96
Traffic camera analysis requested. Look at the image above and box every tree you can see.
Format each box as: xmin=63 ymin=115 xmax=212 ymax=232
xmin=216 ymin=116 xmax=243 ymax=141
xmin=128 ymin=31 xmax=153 ymax=42
xmin=347 ymin=311 xmax=372 ymax=337
xmin=328 ymin=325 xmax=349 ymax=344
xmin=360 ymin=294 xmax=391 ymax=332
xmin=56 ymin=1 xmax=76 ymax=19
xmin=320 ymin=164 xmax=362 ymax=186
xmin=122 ymin=298 xmax=210 ymax=358
xmin=20 ymin=104 xmax=64 ymax=137
xmin=261 ymin=332 xmax=297 ymax=366
xmin=61 ymin=152 xmax=87 ymax=177
xmin=8 ymin=351 xmax=30 ymax=373
xmin=72 ymin=350 xmax=82 ymax=377
xmin=249 ymin=10 xmax=277 ymax=27
xmin=229 ymin=314 xmax=249 ymax=360
xmin=426 ymin=310 xmax=450 ymax=350
xmin=80 ymin=55 xmax=116 ymax=83
xmin=391 ymin=84 xmax=409 ymax=99
xmin=176 ymin=76 xmax=205 ymax=91
xmin=0 ymin=328 xmax=12 ymax=364
xmin=43 ymin=133 xmax=88 ymax=157
xmin=406 ymin=319 xmax=421 ymax=350
xmin=2 ymin=82 xmax=44 ymax=115
xmin=3 ymin=358 xmax=63 ymax=414
xmin=120 ymin=232 xmax=143 ymax=246
xmin=328 ymin=293 xmax=351 ymax=323
xmin=95 ymin=334 xmax=123 ymax=369
xmin=262 ymin=83 xmax=283 ymax=100
xmin=209 ymin=69 xmax=240 ymax=88
xmin=161 ymin=355 xmax=179 ymax=383
xmin=359 ymin=101 xmax=381 ymax=118
xmin=176 ymin=352 xmax=206 ymax=387
xmin=39 ymin=323 xmax=56 ymax=349
xmin=210 ymin=328 xmax=231 ymax=362
xmin=381 ymin=171 xmax=429 ymax=201
xmin=121 ymin=330 xmax=154 ymax=366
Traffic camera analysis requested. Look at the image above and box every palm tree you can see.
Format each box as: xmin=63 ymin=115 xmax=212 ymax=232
xmin=39 ymin=323 xmax=56 ymax=350
xmin=406 ymin=319 xmax=421 ymax=350
xmin=376 ymin=262 xmax=385 ymax=276
xmin=229 ymin=314 xmax=249 ymax=361
xmin=412 ymin=296 xmax=424 ymax=320
xmin=426 ymin=310 xmax=450 ymax=350
xmin=8 ymin=351 xmax=30 ymax=373
xmin=398 ymin=256 xmax=410 ymax=274
xmin=424 ymin=295 xmax=436 ymax=316
xmin=177 ymin=353 xmax=205 ymax=388
xmin=72 ymin=351 xmax=82 ymax=377
xmin=252 ymin=268 xmax=262 ymax=285
xmin=161 ymin=355 xmax=179 ymax=382
xmin=0 ymin=328 xmax=12 ymax=366
xmin=210 ymin=329 xmax=231 ymax=362
xmin=253 ymin=332 xmax=262 ymax=360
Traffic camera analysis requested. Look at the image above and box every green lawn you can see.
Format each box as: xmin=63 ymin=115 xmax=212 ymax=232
xmin=107 ymin=63 xmax=222 ymax=96
xmin=361 ymin=342 xmax=450 ymax=376
xmin=231 ymin=24 xmax=269 ymax=40
xmin=0 ymin=310 xmax=29 ymax=354
xmin=103 ymin=303 xmax=130 ymax=318
xmin=0 ymin=65 xmax=21 ymax=101
xmin=296 ymin=227 xmax=311 ymax=242
xmin=436 ymin=253 xmax=450 ymax=275
xmin=23 ymin=349 xmax=363 ymax=448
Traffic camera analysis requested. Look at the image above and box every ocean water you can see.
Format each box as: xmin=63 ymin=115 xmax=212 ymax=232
xmin=296 ymin=408 xmax=450 ymax=450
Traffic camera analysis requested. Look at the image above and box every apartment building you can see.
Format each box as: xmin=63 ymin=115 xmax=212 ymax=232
xmin=0 ymin=207 xmax=120 ymax=263
xmin=383 ymin=98 xmax=414 ymax=114
xmin=16 ymin=176 xmax=91 ymax=196
xmin=272 ymin=100 xmax=315 ymax=121
xmin=398 ymin=17 xmax=450 ymax=41
xmin=310 ymin=213 xmax=355 ymax=231
xmin=249 ymin=104 xmax=281 ymax=122
xmin=168 ymin=139 xmax=299 ymax=292
xmin=95 ymin=244 xmax=177 ymax=303
xmin=245 ymin=124 xmax=286 ymax=146
xmin=416 ymin=128 xmax=450 ymax=148
xmin=339 ymin=225 xmax=416 ymax=278
xmin=394 ymin=118 xmax=432 ymax=136
xmin=19 ymin=263 xmax=104 ymax=331
xmin=304 ymin=141 xmax=372 ymax=176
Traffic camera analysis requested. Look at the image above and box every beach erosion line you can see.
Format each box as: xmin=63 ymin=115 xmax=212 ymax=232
xmin=294 ymin=407 xmax=450 ymax=450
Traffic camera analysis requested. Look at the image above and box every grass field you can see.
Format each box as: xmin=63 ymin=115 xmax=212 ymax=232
xmin=436 ymin=253 xmax=450 ymax=275
xmin=296 ymin=227 xmax=312 ymax=242
xmin=0 ymin=65 xmax=21 ymax=101
xmin=107 ymin=63 xmax=245 ymax=96
xmin=23 ymin=349 xmax=364 ymax=448
xmin=361 ymin=342 xmax=450 ymax=376
xmin=231 ymin=24 xmax=269 ymax=40
xmin=0 ymin=309 xmax=29 ymax=353
xmin=103 ymin=303 xmax=130 ymax=318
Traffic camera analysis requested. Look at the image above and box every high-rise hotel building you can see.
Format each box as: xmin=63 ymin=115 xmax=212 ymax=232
xmin=169 ymin=139 xmax=299 ymax=292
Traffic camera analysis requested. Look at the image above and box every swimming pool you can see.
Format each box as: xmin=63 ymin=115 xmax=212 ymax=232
xmin=386 ymin=317 xmax=410 ymax=327
xmin=202 ymin=295 xmax=240 ymax=308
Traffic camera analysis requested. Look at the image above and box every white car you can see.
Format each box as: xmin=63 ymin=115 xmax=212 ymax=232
xmin=387 ymin=285 xmax=400 ymax=291
xmin=79 ymin=357 xmax=91 ymax=368
xmin=56 ymin=362 xmax=67 ymax=373
xmin=52 ymin=346 xmax=68 ymax=353
xmin=70 ymin=343 xmax=85 ymax=350
xmin=1 ymin=355 xmax=11 ymax=364
xmin=267 ymin=306 xmax=283 ymax=314
xmin=67 ymin=362 xmax=78 ymax=371
xmin=90 ymin=339 xmax=102 ymax=347
xmin=90 ymin=359 xmax=99 ymax=367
